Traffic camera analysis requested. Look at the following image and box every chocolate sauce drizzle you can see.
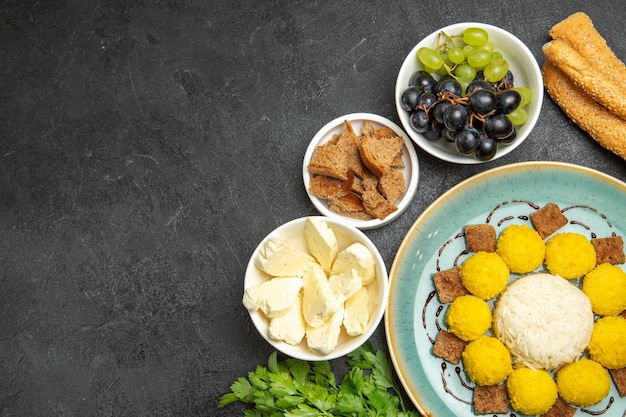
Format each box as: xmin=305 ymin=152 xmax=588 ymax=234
xmin=421 ymin=199 xmax=621 ymax=415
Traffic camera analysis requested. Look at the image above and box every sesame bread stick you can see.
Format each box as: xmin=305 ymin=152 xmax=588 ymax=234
xmin=541 ymin=62 xmax=626 ymax=161
xmin=549 ymin=12 xmax=626 ymax=81
xmin=542 ymin=39 xmax=626 ymax=121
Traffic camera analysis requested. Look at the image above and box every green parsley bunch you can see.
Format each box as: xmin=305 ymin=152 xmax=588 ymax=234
xmin=219 ymin=341 xmax=419 ymax=416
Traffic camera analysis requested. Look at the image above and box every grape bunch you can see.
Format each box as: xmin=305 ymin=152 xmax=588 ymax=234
xmin=400 ymin=27 xmax=533 ymax=161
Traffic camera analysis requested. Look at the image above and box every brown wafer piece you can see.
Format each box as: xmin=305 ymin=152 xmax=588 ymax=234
xmin=541 ymin=62 xmax=626 ymax=161
xmin=542 ymin=39 xmax=626 ymax=121
xmin=549 ymin=12 xmax=626 ymax=82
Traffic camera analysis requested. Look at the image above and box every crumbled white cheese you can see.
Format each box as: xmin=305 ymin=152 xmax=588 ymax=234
xmin=242 ymin=277 xmax=303 ymax=318
xmin=306 ymin=307 xmax=344 ymax=355
xmin=302 ymin=262 xmax=340 ymax=328
xmin=269 ymin=292 xmax=306 ymax=345
xmin=331 ymin=242 xmax=376 ymax=285
xmin=329 ymin=268 xmax=362 ymax=305
xmin=255 ymin=237 xmax=315 ymax=277
xmin=343 ymin=287 xmax=370 ymax=336
xmin=305 ymin=217 xmax=338 ymax=273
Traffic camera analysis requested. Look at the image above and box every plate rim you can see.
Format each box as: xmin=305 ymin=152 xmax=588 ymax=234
xmin=385 ymin=161 xmax=626 ymax=416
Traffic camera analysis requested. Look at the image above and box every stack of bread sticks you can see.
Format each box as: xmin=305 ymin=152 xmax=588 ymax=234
xmin=542 ymin=12 xmax=626 ymax=161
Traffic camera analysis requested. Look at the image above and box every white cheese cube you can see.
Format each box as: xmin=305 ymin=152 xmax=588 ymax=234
xmin=328 ymin=269 xmax=362 ymax=305
xmin=255 ymin=237 xmax=315 ymax=277
xmin=343 ymin=287 xmax=370 ymax=336
xmin=304 ymin=217 xmax=338 ymax=273
xmin=242 ymin=277 xmax=303 ymax=318
xmin=268 ymin=292 xmax=305 ymax=345
xmin=306 ymin=307 xmax=344 ymax=355
xmin=331 ymin=242 xmax=376 ymax=285
xmin=302 ymin=262 xmax=340 ymax=328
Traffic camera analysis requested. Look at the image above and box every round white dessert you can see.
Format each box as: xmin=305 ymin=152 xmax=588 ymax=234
xmin=492 ymin=273 xmax=594 ymax=370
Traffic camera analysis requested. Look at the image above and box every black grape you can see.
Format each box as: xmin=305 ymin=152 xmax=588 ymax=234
xmin=401 ymin=86 xmax=424 ymax=112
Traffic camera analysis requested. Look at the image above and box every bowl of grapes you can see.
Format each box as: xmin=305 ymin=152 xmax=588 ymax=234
xmin=395 ymin=23 xmax=543 ymax=163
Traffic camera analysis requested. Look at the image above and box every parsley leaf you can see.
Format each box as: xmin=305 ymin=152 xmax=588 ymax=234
xmin=218 ymin=342 xmax=419 ymax=416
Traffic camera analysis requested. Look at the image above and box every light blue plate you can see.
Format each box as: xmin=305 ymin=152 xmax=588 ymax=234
xmin=386 ymin=161 xmax=626 ymax=417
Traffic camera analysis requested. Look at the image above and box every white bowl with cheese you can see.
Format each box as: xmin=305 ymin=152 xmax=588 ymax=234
xmin=243 ymin=216 xmax=389 ymax=361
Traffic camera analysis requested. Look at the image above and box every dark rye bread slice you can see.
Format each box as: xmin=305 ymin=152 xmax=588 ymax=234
xmin=328 ymin=193 xmax=373 ymax=220
xmin=308 ymin=175 xmax=348 ymax=200
xmin=358 ymin=123 xmax=404 ymax=177
xmin=464 ymin=224 xmax=497 ymax=253
xmin=433 ymin=266 xmax=469 ymax=304
xmin=433 ymin=330 xmax=467 ymax=364
xmin=609 ymin=367 xmax=626 ymax=397
xmin=361 ymin=188 xmax=397 ymax=220
xmin=543 ymin=397 xmax=576 ymax=417
xmin=530 ymin=202 xmax=568 ymax=239
xmin=473 ymin=384 xmax=509 ymax=415
xmin=592 ymin=236 xmax=625 ymax=264
xmin=378 ymin=168 xmax=405 ymax=206
xmin=307 ymin=121 xmax=367 ymax=180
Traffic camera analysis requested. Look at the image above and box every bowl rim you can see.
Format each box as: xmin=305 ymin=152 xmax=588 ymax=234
xmin=302 ymin=112 xmax=419 ymax=230
xmin=395 ymin=22 xmax=543 ymax=164
xmin=244 ymin=215 xmax=390 ymax=361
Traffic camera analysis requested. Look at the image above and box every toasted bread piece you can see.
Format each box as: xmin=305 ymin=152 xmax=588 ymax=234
xmin=433 ymin=330 xmax=467 ymax=364
xmin=359 ymin=131 xmax=404 ymax=176
xmin=350 ymin=170 xmax=379 ymax=195
xmin=378 ymin=168 xmax=405 ymax=205
xmin=307 ymin=140 xmax=350 ymax=180
xmin=609 ymin=368 xmax=626 ymax=397
xmin=530 ymin=202 xmax=568 ymax=239
xmin=473 ymin=384 xmax=509 ymax=415
xmin=328 ymin=193 xmax=373 ymax=220
xmin=307 ymin=121 xmax=366 ymax=180
xmin=465 ymin=224 xmax=497 ymax=253
xmin=374 ymin=126 xmax=397 ymax=139
xmin=592 ymin=236 xmax=625 ymax=265
xmin=542 ymin=62 xmax=626 ymax=161
xmin=543 ymin=397 xmax=576 ymax=417
xmin=362 ymin=188 xmax=397 ymax=220
xmin=433 ymin=266 xmax=469 ymax=304
xmin=308 ymin=175 xmax=348 ymax=200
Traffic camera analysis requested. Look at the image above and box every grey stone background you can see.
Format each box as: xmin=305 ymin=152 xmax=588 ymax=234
xmin=1 ymin=0 xmax=625 ymax=416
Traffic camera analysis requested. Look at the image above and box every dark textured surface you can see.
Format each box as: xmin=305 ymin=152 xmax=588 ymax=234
xmin=1 ymin=0 xmax=625 ymax=416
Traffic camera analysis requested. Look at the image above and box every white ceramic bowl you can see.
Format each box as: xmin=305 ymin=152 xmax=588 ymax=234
xmin=303 ymin=113 xmax=419 ymax=230
xmin=395 ymin=22 xmax=543 ymax=164
xmin=244 ymin=216 xmax=389 ymax=361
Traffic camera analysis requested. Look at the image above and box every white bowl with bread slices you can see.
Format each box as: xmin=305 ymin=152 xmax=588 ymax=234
xmin=395 ymin=23 xmax=543 ymax=164
xmin=243 ymin=216 xmax=389 ymax=361
xmin=302 ymin=113 xmax=419 ymax=229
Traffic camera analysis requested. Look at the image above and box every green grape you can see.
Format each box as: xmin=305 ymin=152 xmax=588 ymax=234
xmin=448 ymin=47 xmax=465 ymax=64
xmin=512 ymin=86 xmax=533 ymax=106
xmin=483 ymin=58 xmax=509 ymax=82
xmin=455 ymin=63 xmax=477 ymax=81
xmin=478 ymin=42 xmax=494 ymax=54
xmin=423 ymin=65 xmax=440 ymax=73
xmin=463 ymin=27 xmax=489 ymax=46
xmin=418 ymin=47 xmax=443 ymax=70
xmin=491 ymin=51 xmax=503 ymax=61
xmin=467 ymin=48 xmax=491 ymax=68
xmin=507 ymin=107 xmax=528 ymax=125
xmin=458 ymin=78 xmax=470 ymax=96
xmin=436 ymin=65 xmax=449 ymax=76
xmin=463 ymin=44 xmax=474 ymax=55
